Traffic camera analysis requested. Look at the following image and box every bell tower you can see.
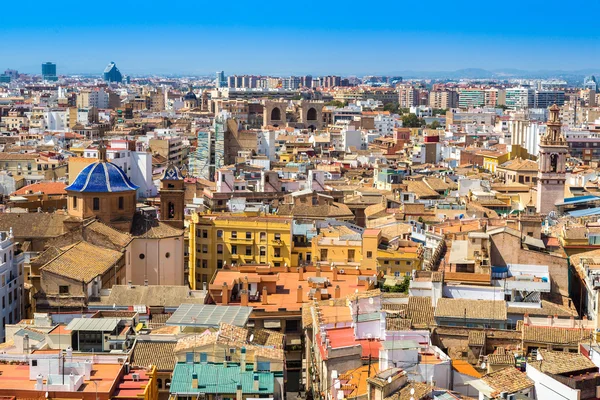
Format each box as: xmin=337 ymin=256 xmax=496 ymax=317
xmin=159 ymin=164 xmax=185 ymax=229
xmin=536 ymin=104 xmax=569 ymax=214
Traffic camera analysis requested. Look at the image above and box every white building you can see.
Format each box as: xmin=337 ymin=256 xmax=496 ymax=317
xmin=0 ymin=229 xmax=24 ymax=342
xmin=374 ymin=113 xmax=396 ymax=135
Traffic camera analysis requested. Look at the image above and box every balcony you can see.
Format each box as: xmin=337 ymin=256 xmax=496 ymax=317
xmin=271 ymin=239 xmax=284 ymax=246
xmin=229 ymin=237 xmax=252 ymax=244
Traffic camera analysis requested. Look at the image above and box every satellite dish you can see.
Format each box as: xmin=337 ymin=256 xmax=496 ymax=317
xmin=249 ymin=334 xmax=254 ymax=342
xmin=481 ymin=362 xmax=487 ymax=369
xmin=387 ymin=376 xmax=392 ymax=383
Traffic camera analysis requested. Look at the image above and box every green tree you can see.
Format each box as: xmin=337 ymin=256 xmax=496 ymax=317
xmin=402 ymin=113 xmax=425 ymax=128
xmin=383 ymin=102 xmax=399 ymax=113
xmin=428 ymin=120 xmax=441 ymax=129
xmin=432 ymin=108 xmax=447 ymax=116
xmin=325 ymin=100 xmax=345 ymax=108
xmin=387 ymin=276 xmax=411 ymax=293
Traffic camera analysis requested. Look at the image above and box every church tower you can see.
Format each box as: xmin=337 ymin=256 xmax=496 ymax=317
xmin=159 ymin=164 xmax=185 ymax=229
xmin=536 ymin=104 xmax=569 ymax=214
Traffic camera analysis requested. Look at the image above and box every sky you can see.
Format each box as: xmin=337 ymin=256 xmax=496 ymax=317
xmin=1 ymin=0 xmax=598 ymax=76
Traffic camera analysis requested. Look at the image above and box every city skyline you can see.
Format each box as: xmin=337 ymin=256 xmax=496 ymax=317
xmin=2 ymin=0 xmax=599 ymax=75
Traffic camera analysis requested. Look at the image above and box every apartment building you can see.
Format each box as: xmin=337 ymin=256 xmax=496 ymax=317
xmin=458 ymin=88 xmax=485 ymax=108
xmin=0 ymin=230 xmax=24 ymax=342
xmin=188 ymin=213 xmax=293 ymax=290
xmin=397 ymin=85 xmax=419 ymax=108
xmin=429 ymin=89 xmax=458 ymax=109
xmin=149 ymin=136 xmax=183 ymax=166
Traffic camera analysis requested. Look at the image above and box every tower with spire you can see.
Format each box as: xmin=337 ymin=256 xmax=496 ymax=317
xmin=536 ymin=104 xmax=569 ymax=214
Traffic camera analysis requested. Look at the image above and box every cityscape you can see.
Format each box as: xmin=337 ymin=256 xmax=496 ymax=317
xmin=1 ymin=54 xmax=600 ymax=400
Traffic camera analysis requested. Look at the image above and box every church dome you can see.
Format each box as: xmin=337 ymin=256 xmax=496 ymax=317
xmin=66 ymin=161 xmax=139 ymax=193
xmin=184 ymin=90 xmax=197 ymax=101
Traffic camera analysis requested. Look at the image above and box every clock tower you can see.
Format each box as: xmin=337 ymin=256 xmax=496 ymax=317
xmin=536 ymin=104 xmax=569 ymax=214
xmin=159 ymin=164 xmax=185 ymax=229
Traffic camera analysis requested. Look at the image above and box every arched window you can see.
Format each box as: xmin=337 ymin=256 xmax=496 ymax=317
xmin=260 ymin=247 xmax=266 ymax=257
xmin=157 ymin=378 xmax=163 ymax=389
xmin=271 ymin=107 xmax=281 ymax=121
xmin=93 ymin=197 xmax=100 ymax=211
xmin=307 ymin=107 xmax=317 ymax=121
xmin=550 ymin=153 xmax=558 ymax=172
xmin=217 ymin=244 xmax=223 ymax=255
xmin=168 ymin=202 xmax=175 ymax=219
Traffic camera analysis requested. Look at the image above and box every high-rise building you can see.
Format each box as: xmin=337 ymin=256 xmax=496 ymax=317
xmin=103 ymin=61 xmax=123 ymax=83
xmin=3 ymin=70 xmax=18 ymax=79
xmin=216 ymin=71 xmax=226 ymax=88
xmin=584 ymin=76 xmax=598 ymax=91
xmin=535 ymin=90 xmax=565 ymax=108
xmin=505 ymin=87 xmax=535 ymax=110
xmin=429 ymin=90 xmax=458 ymax=109
xmin=41 ymin=62 xmax=57 ymax=81
xmin=458 ymin=88 xmax=485 ymax=108
xmin=398 ymin=85 xmax=419 ymax=108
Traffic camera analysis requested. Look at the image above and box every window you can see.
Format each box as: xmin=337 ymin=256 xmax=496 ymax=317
xmin=217 ymin=230 xmax=223 ymax=238
xmin=260 ymin=247 xmax=266 ymax=257
xmin=217 ymin=260 xmax=223 ymax=269
xmin=260 ymin=232 xmax=266 ymax=241
xmin=217 ymin=244 xmax=223 ymax=254
xmin=157 ymin=379 xmax=163 ymax=389
xmin=257 ymin=361 xmax=271 ymax=372
xmin=246 ymin=246 xmax=252 ymax=256
xmin=200 ymin=353 xmax=208 ymax=363
xmin=274 ymin=248 xmax=281 ymax=257
xmin=202 ymin=230 xmax=208 ymax=239
xmin=202 ymin=260 xmax=208 ymax=269
xmin=231 ymin=231 xmax=237 ymax=239
xmin=367 ymin=251 xmax=373 ymax=259
xmin=93 ymin=197 xmax=100 ymax=211
xmin=231 ymin=245 xmax=237 ymax=255
xmin=246 ymin=232 xmax=252 ymax=239
xmin=274 ymin=233 xmax=281 ymax=241
xmin=72 ymin=196 xmax=77 ymax=209
xmin=348 ymin=249 xmax=355 ymax=262
xmin=202 ymin=245 xmax=208 ymax=254
xmin=59 ymin=285 xmax=69 ymax=295
xmin=321 ymin=249 xmax=328 ymax=260
xmin=118 ymin=196 xmax=124 ymax=210
xmin=186 ymin=352 xmax=194 ymax=363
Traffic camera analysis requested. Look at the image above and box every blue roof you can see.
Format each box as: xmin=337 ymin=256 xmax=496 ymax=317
xmin=556 ymin=195 xmax=600 ymax=206
xmin=66 ymin=162 xmax=138 ymax=193
xmin=568 ymin=207 xmax=600 ymax=217
xmin=170 ymin=363 xmax=275 ymax=394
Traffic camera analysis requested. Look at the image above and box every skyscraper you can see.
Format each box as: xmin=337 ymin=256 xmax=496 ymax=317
xmin=103 ymin=61 xmax=123 ymax=83
xmin=41 ymin=62 xmax=57 ymax=81
xmin=584 ymin=76 xmax=598 ymax=91
xmin=216 ymin=71 xmax=226 ymax=88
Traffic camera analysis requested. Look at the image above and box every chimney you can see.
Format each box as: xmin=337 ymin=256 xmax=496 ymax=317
xmin=253 ymin=373 xmax=260 ymax=391
xmin=332 ymin=266 xmax=338 ymax=281
xmin=192 ymin=373 xmax=198 ymax=389
xmin=69 ymin=372 xmax=75 ymax=391
xmin=236 ymin=384 xmax=243 ymax=400
xmin=262 ymin=286 xmax=268 ymax=305
xmin=316 ymin=267 xmax=321 ymax=278
xmin=241 ymin=347 xmax=247 ymax=371
xmin=241 ymin=290 xmax=249 ymax=306
xmin=297 ymin=285 xmax=303 ymax=303
xmin=298 ymin=267 xmax=304 ymax=281
xmin=335 ymin=285 xmax=341 ymax=299
xmin=222 ymin=282 xmax=229 ymax=305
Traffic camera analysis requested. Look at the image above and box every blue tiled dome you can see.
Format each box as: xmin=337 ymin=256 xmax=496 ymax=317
xmin=66 ymin=162 xmax=139 ymax=193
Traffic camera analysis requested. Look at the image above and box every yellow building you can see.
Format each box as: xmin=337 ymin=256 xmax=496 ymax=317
xmin=188 ymin=212 xmax=293 ymax=290
xmin=310 ymin=227 xmax=423 ymax=275
xmin=480 ymin=150 xmax=509 ymax=173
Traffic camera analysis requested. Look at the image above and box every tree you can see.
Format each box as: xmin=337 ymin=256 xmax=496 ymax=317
xmin=325 ymin=100 xmax=345 ymax=108
xmin=428 ymin=120 xmax=441 ymax=129
xmin=432 ymin=108 xmax=447 ymax=116
xmin=384 ymin=102 xmax=399 ymax=113
xmin=402 ymin=113 xmax=425 ymax=128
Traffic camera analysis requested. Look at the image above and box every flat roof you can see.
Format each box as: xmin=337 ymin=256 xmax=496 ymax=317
xmin=66 ymin=318 xmax=120 ymax=332
xmin=167 ymin=304 xmax=252 ymax=327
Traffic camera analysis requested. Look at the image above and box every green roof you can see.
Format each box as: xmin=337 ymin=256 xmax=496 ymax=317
xmin=170 ymin=363 xmax=275 ymax=395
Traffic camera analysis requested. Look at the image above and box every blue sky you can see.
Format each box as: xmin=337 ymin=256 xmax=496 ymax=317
xmin=1 ymin=0 xmax=598 ymax=76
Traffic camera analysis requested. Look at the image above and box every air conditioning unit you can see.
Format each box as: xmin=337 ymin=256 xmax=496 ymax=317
xmin=132 ymin=373 xmax=140 ymax=382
